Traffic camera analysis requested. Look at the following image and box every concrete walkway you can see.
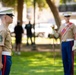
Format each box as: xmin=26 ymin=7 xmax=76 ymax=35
xmin=13 ymin=44 xmax=61 ymax=52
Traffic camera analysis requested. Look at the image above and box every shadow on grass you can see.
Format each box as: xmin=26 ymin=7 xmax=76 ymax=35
xmin=10 ymin=52 xmax=64 ymax=75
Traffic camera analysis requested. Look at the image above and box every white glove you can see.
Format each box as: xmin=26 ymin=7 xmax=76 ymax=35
xmin=53 ymin=30 xmax=59 ymax=38
xmin=72 ymin=40 xmax=76 ymax=51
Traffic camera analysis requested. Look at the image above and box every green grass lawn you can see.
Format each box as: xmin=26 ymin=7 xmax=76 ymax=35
xmin=10 ymin=51 xmax=76 ymax=75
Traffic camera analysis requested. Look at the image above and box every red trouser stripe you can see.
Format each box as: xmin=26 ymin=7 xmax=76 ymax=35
xmin=72 ymin=51 xmax=74 ymax=75
xmin=2 ymin=55 xmax=6 ymax=75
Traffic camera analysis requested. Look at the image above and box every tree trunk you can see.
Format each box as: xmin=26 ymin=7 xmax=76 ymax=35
xmin=17 ymin=0 xmax=24 ymax=25
xmin=46 ymin=0 xmax=61 ymax=29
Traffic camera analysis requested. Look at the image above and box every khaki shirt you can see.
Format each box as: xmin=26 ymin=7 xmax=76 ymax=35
xmin=0 ymin=24 xmax=12 ymax=52
xmin=58 ymin=22 xmax=76 ymax=41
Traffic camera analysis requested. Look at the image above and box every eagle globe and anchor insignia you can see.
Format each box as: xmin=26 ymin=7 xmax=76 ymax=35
xmin=0 ymin=35 xmax=3 ymax=42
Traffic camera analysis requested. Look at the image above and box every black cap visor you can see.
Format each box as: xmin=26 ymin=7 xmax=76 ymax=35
xmin=64 ymin=15 xmax=70 ymax=17
xmin=6 ymin=13 xmax=14 ymax=18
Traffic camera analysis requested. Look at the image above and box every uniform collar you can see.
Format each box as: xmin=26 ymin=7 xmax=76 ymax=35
xmin=64 ymin=22 xmax=70 ymax=26
xmin=2 ymin=23 xmax=8 ymax=30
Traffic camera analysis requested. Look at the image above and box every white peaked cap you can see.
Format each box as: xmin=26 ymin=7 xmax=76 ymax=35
xmin=63 ymin=12 xmax=72 ymax=17
xmin=0 ymin=7 xmax=14 ymax=16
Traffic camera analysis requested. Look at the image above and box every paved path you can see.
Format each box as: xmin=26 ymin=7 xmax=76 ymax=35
xmin=13 ymin=44 xmax=61 ymax=52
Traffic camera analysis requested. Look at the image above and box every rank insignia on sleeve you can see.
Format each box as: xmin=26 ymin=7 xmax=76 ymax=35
xmin=0 ymin=35 xmax=3 ymax=42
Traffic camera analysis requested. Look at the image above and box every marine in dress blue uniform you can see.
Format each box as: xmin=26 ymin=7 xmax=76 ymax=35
xmin=53 ymin=12 xmax=76 ymax=75
xmin=0 ymin=8 xmax=14 ymax=75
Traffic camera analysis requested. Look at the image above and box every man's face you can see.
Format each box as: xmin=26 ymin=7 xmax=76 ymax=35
xmin=64 ymin=16 xmax=70 ymax=22
xmin=5 ymin=15 xmax=13 ymax=24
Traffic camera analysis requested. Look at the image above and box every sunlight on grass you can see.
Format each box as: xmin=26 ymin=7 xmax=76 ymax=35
xmin=10 ymin=52 xmax=64 ymax=75
xmin=55 ymin=68 xmax=63 ymax=72
xmin=28 ymin=53 xmax=56 ymax=67
xmin=35 ymin=70 xmax=46 ymax=73
xmin=10 ymin=52 xmax=76 ymax=75
xmin=11 ymin=37 xmax=60 ymax=44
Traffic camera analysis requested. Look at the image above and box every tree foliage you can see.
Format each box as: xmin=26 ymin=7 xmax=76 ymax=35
xmin=1 ymin=0 xmax=48 ymax=9
xmin=2 ymin=0 xmax=16 ymax=7
xmin=24 ymin=0 xmax=33 ymax=7
xmin=36 ymin=0 xmax=48 ymax=8
xmin=24 ymin=0 xmax=48 ymax=9
xmin=60 ymin=0 xmax=76 ymax=4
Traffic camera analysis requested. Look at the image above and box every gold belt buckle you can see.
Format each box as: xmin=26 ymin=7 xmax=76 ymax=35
xmin=64 ymin=40 xmax=66 ymax=42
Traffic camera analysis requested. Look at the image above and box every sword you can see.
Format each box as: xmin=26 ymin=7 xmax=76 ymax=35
xmin=52 ymin=36 xmax=56 ymax=75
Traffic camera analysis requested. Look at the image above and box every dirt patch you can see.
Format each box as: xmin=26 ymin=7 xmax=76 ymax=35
xmin=21 ymin=44 xmax=61 ymax=52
